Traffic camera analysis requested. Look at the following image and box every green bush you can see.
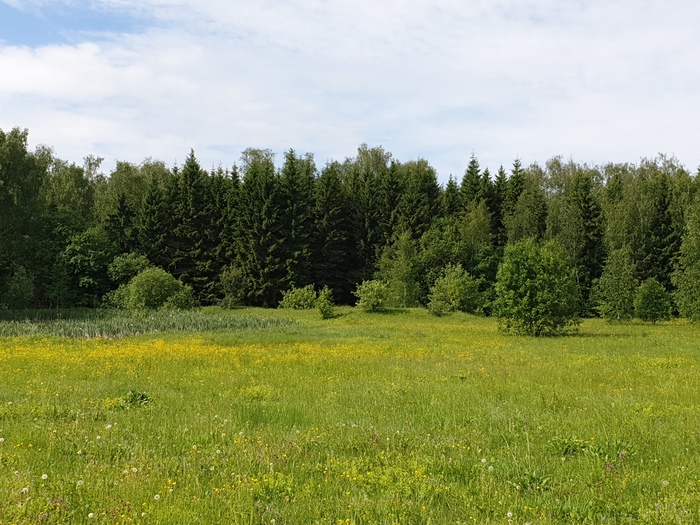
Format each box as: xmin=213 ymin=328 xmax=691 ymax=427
xmin=219 ymin=264 xmax=246 ymax=308
xmin=427 ymin=264 xmax=479 ymax=316
xmin=163 ymin=285 xmax=199 ymax=310
xmin=635 ymin=278 xmax=671 ymax=324
xmin=317 ymin=286 xmax=335 ymax=319
xmin=354 ymin=280 xmax=389 ymax=313
xmin=493 ymin=239 xmax=580 ymax=336
xmin=122 ymin=267 xmax=188 ymax=309
xmin=279 ymin=285 xmax=317 ymax=310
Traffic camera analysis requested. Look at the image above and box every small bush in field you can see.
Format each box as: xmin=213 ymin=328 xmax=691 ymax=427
xmin=427 ymin=264 xmax=479 ymax=316
xmin=279 ymin=285 xmax=317 ymax=309
xmin=124 ymin=267 xmax=185 ymax=309
xmin=317 ymin=286 xmax=335 ymax=319
xmin=354 ymin=280 xmax=389 ymax=313
xmin=219 ymin=264 xmax=246 ymax=308
xmin=635 ymin=278 xmax=671 ymax=324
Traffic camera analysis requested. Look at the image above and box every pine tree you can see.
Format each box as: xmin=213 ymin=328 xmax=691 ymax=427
xmin=460 ymin=153 xmax=481 ymax=209
xmin=137 ymin=175 xmax=172 ymax=270
xmin=278 ymin=149 xmax=316 ymax=291
xmin=394 ymin=159 xmax=440 ymax=239
xmin=105 ymin=192 xmax=137 ymax=253
xmin=311 ymin=162 xmax=357 ymax=303
xmin=441 ymin=175 xmax=461 ymax=217
xmin=492 ymin=165 xmax=508 ymax=247
xmin=235 ymin=148 xmax=284 ymax=306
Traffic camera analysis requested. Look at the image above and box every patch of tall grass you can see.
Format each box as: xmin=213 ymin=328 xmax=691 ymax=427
xmin=0 ymin=308 xmax=295 ymax=338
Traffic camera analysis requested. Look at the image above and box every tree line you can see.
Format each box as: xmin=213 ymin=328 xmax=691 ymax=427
xmin=2 ymin=125 xmax=700 ymax=321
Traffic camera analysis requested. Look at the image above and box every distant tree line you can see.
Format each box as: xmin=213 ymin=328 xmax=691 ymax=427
xmin=2 ymin=126 xmax=700 ymax=322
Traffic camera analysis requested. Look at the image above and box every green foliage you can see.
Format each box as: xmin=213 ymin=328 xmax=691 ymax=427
xmin=427 ymin=264 xmax=479 ymax=316
xmin=597 ymin=247 xmax=638 ymax=322
xmin=634 ymin=278 xmax=671 ymax=324
xmin=0 ymin=266 xmax=35 ymax=309
xmin=494 ymin=239 xmax=580 ymax=336
xmin=354 ymin=280 xmax=389 ymax=312
xmin=376 ymin=231 xmax=421 ymax=307
xmin=107 ymin=253 xmax=151 ymax=285
xmin=61 ymin=226 xmax=119 ymax=306
xmin=219 ymin=264 xmax=246 ymax=309
xmin=162 ymin=285 xmax=199 ymax=310
xmin=279 ymin=285 xmax=318 ymax=310
xmin=316 ymin=285 xmax=335 ymax=319
xmin=123 ymin=267 xmax=188 ymax=310
xmin=672 ymin=201 xmax=700 ymax=321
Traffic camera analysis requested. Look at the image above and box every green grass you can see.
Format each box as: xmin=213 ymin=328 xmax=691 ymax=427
xmin=0 ymin=308 xmax=699 ymax=524
xmin=0 ymin=308 xmax=295 ymax=338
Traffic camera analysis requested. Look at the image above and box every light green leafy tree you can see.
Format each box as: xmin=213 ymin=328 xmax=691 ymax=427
xmin=494 ymin=239 xmax=580 ymax=336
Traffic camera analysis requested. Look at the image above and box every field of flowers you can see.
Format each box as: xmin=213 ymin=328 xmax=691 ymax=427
xmin=0 ymin=307 xmax=699 ymax=524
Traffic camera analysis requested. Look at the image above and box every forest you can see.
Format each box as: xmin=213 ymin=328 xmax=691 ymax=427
xmin=2 ymin=125 xmax=700 ymax=320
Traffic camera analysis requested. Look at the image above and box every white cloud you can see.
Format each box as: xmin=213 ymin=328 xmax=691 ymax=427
xmin=1 ymin=0 xmax=699 ymax=178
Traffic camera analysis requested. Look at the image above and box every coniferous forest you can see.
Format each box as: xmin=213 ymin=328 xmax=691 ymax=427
xmin=2 ymin=126 xmax=700 ymax=320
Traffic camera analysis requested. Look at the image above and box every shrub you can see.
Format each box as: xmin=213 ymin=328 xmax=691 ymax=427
xmin=163 ymin=285 xmax=199 ymax=310
xmin=635 ymin=278 xmax=671 ymax=324
xmin=354 ymin=280 xmax=389 ymax=313
xmin=493 ymin=239 xmax=580 ymax=336
xmin=317 ymin=286 xmax=335 ymax=319
xmin=427 ymin=264 xmax=479 ymax=316
xmin=123 ymin=267 xmax=186 ymax=309
xmin=219 ymin=264 xmax=246 ymax=308
xmin=279 ymin=285 xmax=317 ymax=309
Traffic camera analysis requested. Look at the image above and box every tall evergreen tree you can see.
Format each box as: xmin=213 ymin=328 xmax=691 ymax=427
xmin=461 ymin=153 xmax=481 ymax=209
xmin=441 ymin=175 xmax=461 ymax=217
xmin=235 ymin=148 xmax=284 ymax=306
xmin=278 ymin=149 xmax=316 ymax=291
xmin=394 ymin=159 xmax=440 ymax=240
xmin=492 ymin=165 xmax=509 ymax=247
xmin=311 ymin=162 xmax=357 ymax=303
xmin=137 ymin=175 xmax=172 ymax=270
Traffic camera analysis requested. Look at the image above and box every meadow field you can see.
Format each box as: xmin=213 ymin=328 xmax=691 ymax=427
xmin=0 ymin=308 xmax=699 ymax=524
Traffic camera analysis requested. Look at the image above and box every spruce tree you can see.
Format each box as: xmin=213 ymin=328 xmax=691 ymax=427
xmin=441 ymin=175 xmax=461 ymax=217
xmin=311 ymin=162 xmax=357 ymax=303
xmin=394 ymin=159 xmax=440 ymax=239
xmin=235 ymin=148 xmax=284 ymax=306
xmin=460 ymin=153 xmax=481 ymax=209
xmin=278 ymin=149 xmax=316 ymax=291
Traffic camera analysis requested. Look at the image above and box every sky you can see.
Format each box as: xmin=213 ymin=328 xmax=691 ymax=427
xmin=1 ymin=0 xmax=699 ymax=182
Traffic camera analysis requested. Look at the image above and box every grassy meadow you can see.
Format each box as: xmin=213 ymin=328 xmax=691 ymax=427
xmin=0 ymin=308 xmax=699 ymax=524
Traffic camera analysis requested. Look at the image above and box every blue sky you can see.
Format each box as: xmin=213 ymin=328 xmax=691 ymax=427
xmin=1 ymin=0 xmax=699 ymax=181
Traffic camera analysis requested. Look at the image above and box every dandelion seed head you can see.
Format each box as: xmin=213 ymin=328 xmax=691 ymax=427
xmin=507 ymin=512 xmax=513 ymax=518
xmin=88 ymin=512 xmax=95 ymax=518
xmin=481 ymin=458 xmax=487 ymax=464
xmin=662 ymin=480 xmax=669 ymax=486
xmin=41 ymin=474 xmax=48 ymax=480
xmin=154 ymin=494 xmax=161 ymax=500
xmin=488 ymin=465 xmax=494 ymax=471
